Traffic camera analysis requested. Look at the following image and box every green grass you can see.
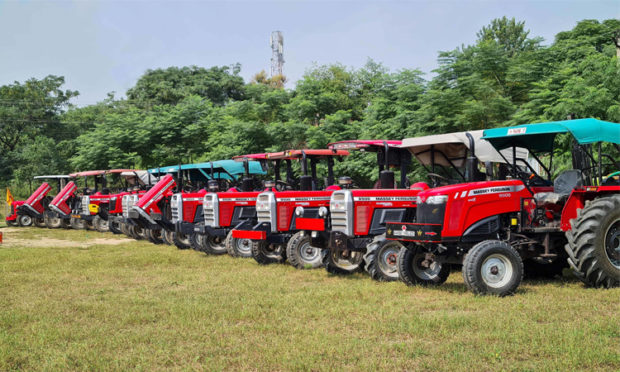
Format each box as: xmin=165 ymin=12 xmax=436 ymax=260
xmin=0 ymin=227 xmax=618 ymax=371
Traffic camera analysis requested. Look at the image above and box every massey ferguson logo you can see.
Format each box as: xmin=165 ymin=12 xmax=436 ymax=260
xmin=470 ymin=186 xmax=513 ymax=196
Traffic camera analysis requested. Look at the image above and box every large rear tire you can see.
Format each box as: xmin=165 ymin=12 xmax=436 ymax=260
xmin=225 ymin=231 xmax=253 ymax=258
xmin=365 ymin=235 xmax=402 ymax=281
xmin=397 ymin=246 xmax=450 ymax=286
xmin=462 ymin=240 xmax=523 ymax=296
xmin=565 ymin=196 xmax=620 ymax=288
xmin=323 ymin=248 xmax=364 ymax=275
xmin=251 ymin=240 xmax=286 ymax=265
xmin=17 ymin=215 xmax=33 ymax=227
xmin=286 ymin=232 xmax=323 ymax=269
xmin=173 ymin=231 xmax=191 ymax=250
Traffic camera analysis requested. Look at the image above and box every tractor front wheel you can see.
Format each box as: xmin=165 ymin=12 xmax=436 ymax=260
xmin=225 ymin=231 xmax=253 ymax=258
xmin=162 ymin=229 xmax=174 ymax=245
xmin=145 ymin=228 xmax=164 ymax=244
xmin=93 ymin=216 xmax=110 ymax=233
xmin=17 ymin=215 xmax=33 ymax=227
xmin=323 ymin=248 xmax=364 ymax=275
xmin=286 ymin=232 xmax=323 ymax=269
xmin=462 ymin=240 xmax=523 ymax=296
xmin=173 ymin=232 xmax=191 ymax=249
xmin=202 ymin=235 xmax=227 ymax=255
xmin=34 ymin=218 xmax=46 ymax=228
xmin=128 ymin=225 xmax=145 ymax=240
xmin=365 ymin=235 xmax=402 ymax=281
xmin=565 ymin=196 xmax=620 ymax=288
xmin=251 ymin=240 xmax=286 ymax=265
xmin=109 ymin=220 xmax=122 ymax=234
xmin=70 ymin=217 xmax=86 ymax=230
xmin=397 ymin=246 xmax=450 ymax=286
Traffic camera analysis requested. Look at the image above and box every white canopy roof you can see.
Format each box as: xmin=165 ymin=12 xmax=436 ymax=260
xmin=33 ymin=175 xmax=70 ymax=179
xmin=401 ymin=130 xmax=528 ymax=167
xmin=120 ymin=170 xmax=159 ymax=186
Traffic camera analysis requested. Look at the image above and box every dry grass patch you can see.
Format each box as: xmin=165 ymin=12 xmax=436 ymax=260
xmin=0 ymin=226 xmax=618 ymax=371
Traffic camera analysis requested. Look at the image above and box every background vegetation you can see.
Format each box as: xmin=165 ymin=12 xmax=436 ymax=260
xmin=1 ymin=18 xmax=619 ymax=196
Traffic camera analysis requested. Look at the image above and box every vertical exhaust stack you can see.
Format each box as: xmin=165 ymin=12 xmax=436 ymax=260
xmin=465 ymin=132 xmax=478 ymax=182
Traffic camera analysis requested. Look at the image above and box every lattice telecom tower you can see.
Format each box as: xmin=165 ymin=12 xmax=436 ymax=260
xmin=270 ymin=31 xmax=284 ymax=77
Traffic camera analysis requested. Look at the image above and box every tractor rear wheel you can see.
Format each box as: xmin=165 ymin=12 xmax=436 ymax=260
xmin=162 ymin=229 xmax=174 ymax=245
xmin=286 ymin=232 xmax=323 ymax=269
xmin=323 ymin=248 xmax=364 ymax=275
xmin=70 ymin=217 xmax=86 ymax=230
xmin=145 ymin=228 xmax=163 ymax=244
xmin=225 ymin=231 xmax=253 ymax=258
xmin=397 ymin=246 xmax=450 ymax=286
xmin=34 ymin=218 xmax=46 ymax=228
xmin=173 ymin=232 xmax=191 ymax=249
xmin=365 ymin=235 xmax=402 ymax=281
xmin=251 ymin=240 xmax=286 ymax=265
xmin=565 ymin=196 xmax=620 ymax=288
xmin=462 ymin=240 xmax=523 ymax=296
xmin=17 ymin=215 xmax=33 ymax=227
xmin=108 ymin=220 xmax=122 ymax=234
xmin=93 ymin=216 xmax=110 ymax=233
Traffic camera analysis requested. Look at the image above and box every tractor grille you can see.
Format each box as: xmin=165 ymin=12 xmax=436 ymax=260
xmin=170 ymin=193 xmax=182 ymax=223
xmin=256 ymin=193 xmax=272 ymax=224
xmin=122 ymin=195 xmax=138 ymax=218
xmin=81 ymin=196 xmax=90 ymax=214
xmin=416 ymin=202 xmax=446 ymax=225
xmin=203 ymin=194 xmax=219 ymax=227
xmin=330 ymin=190 xmax=353 ymax=236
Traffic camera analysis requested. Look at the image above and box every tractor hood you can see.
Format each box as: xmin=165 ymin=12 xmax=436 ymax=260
xmin=415 ymin=179 xmax=526 ymax=202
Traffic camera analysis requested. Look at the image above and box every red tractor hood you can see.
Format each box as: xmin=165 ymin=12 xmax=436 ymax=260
xmin=49 ymin=181 xmax=78 ymax=215
xmin=135 ymin=174 xmax=176 ymax=210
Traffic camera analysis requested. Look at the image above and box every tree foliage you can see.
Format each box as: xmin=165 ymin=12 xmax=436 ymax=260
xmin=2 ymin=18 xmax=619 ymax=188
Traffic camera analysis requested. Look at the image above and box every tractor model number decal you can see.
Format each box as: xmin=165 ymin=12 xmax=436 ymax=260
xmin=276 ymin=197 xmax=330 ymax=202
xmin=353 ymin=197 xmax=418 ymax=202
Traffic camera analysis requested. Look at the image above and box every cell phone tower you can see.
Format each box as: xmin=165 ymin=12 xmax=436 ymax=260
xmin=270 ymin=31 xmax=284 ymax=77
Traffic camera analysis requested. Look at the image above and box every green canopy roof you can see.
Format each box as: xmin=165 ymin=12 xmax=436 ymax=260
xmin=482 ymin=118 xmax=620 ymax=152
xmin=148 ymin=160 xmax=266 ymax=181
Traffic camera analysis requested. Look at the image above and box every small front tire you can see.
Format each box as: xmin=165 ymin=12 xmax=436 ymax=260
xmin=225 ymin=231 xmax=253 ymax=258
xmin=462 ymin=240 xmax=523 ymax=296
xmin=286 ymin=232 xmax=323 ymax=269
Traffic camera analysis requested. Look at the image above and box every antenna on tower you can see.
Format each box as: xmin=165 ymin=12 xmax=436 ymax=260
xmin=270 ymin=31 xmax=284 ymax=77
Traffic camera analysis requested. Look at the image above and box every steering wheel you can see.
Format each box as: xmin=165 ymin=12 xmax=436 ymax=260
xmin=274 ymin=180 xmax=291 ymax=191
xmin=427 ymin=173 xmax=450 ymax=187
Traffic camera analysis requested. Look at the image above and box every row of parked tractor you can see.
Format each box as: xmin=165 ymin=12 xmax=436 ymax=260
xmin=6 ymin=118 xmax=620 ymax=296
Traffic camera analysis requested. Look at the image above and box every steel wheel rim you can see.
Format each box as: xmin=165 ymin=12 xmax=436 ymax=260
xmin=332 ymin=250 xmax=362 ymax=270
xmin=178 ymin=233 xmax=190 ymax=245
xmin=235 ymin=238 xmax=252 ymax=254
xmin=377 ymin=243 xmax=400 ymax=276
xmin=299 ymin=241 xmax=321 ymax=262
xmin=411 ymin=253 xmax=441 ymax=280
xmin=481 ymin=253 xmax=513 ymax=288
xmin=208 ymin=236 xmax=225 ymax=249
xmin=605 ymin=220 xmax=620 ymax=269
xmin=100 ymin=219 xmax=109 ymax=230
xmin=20 ymin=216 xmax=32 ymax=226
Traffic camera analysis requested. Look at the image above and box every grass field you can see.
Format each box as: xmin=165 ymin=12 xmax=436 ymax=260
xmin=0 ymin=226 xmax=618 ymax=371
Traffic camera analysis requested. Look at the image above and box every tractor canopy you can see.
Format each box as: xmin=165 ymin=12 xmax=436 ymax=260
xmin=402 ymin=130 xmax=528 ymax=167
xmin=482 ymin=118 xmax=620 ymax=151
xmin=148 ymin=160 xmax=266 ymax=182
xmin=328 ymin=140 xmax=402 ymax=151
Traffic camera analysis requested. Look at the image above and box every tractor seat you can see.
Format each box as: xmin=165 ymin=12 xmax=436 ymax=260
xmin=534 ymin=169 xmax=583 ymax=205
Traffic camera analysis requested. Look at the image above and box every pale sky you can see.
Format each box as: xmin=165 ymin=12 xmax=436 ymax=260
xmin=0 ymin=0 xmax=618 ymax=106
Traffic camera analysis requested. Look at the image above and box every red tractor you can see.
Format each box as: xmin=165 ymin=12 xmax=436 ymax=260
xmin=324 ymin=132 xmax=523 ymax=280
xmin=386 ymin=118 xmax=619 ymax=295
xmin=46 ymin=171 xmax=106 ymax=229
xmin=72 ymin=169 xmax=148 ymax=232
xmin=231 ymin=149 xmax=350 ymax=264
xmin=5 ymin=175 xmax=70 ymax=227
xmin=129 ymin=159 xmax=267 ymax=247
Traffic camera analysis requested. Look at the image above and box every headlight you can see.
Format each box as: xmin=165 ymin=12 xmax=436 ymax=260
xmin=295 ymin=206 xmax=304 ymax=217
xmin=331 ymin=201 xmax=346 ymax=211
xmin=426 ymin=195 xmax=448 ymax=205
xmin=318 ymin=206 xmax=328 ymax=217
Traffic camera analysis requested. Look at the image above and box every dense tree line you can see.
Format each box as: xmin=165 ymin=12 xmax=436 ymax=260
xmin=1 ymin=18 xmax=619 ymax=193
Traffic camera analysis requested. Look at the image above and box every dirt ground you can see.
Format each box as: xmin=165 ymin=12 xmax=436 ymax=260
xmin=0 ymin=227 xmax=134 ymax=248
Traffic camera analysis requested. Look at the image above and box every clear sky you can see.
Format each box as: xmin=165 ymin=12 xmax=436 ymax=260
xmin=0 ymin=0 xmax=618 ymax=106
